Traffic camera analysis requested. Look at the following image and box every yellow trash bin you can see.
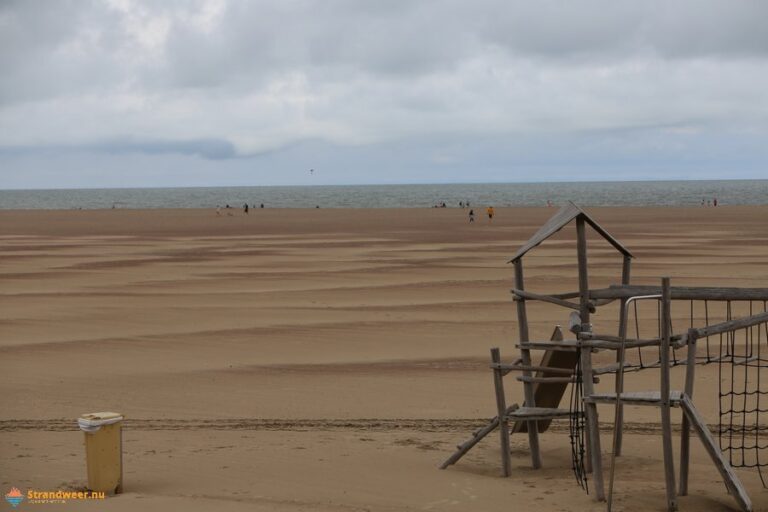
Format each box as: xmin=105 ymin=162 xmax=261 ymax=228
xmin=78 ymin=412 xmax=124 ymax=495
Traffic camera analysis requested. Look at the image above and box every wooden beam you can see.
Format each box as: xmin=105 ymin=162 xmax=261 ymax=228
xmin=692 ymin=311 xmax=768 ymax=339
xmin=606 ymin=255 xmax=632 ymax=510
xmin=490 ymin=363 xmax=573 ymax=375
xmin=660 ymin=277 xmax=678 ymax=512
xmin=439 ymin=404 xmax=520 ymax=470
xmin=511 ymin=288 xmax=592 ymax=312
xmin=589 ymin=285 xmax=768 ymax=301
xmin=514 ymin=259 xmax=542 ymax=469
xmin=576 ymin=216 xmax=605 ymax=501
xmin=515 ymin=376 xmax=575 ymax=384
xmin=491 ymin=347 xmax=511 ymax=477
xmin=679 ymin=329 xmax=697 ymax=496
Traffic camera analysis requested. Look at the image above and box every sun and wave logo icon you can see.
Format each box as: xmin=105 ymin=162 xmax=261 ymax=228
xmin=4 ymin=487 xmax=24 ymax=508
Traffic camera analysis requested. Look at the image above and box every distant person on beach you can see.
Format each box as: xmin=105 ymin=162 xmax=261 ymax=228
xmin=260 ymin=203 xmax=264 ymax=208
xmin=468 ymin=209 xmax=474 ymax=223
xmin=713 ymin=197 xmax=718 ymax=207
xmin=486 ymin=206 xmax=495 ymax=223
xmin=216 ymin=205 xmax=221 ymax=216
xmin=243 ymin=203 xmax=249 ymax=214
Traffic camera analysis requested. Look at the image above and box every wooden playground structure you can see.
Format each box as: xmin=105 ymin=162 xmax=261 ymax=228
xmin=441 ymin=202 xmax=768 ymax=512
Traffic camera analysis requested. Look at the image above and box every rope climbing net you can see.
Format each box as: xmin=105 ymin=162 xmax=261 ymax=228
xmin=600 ymin=299 xmax=768 ymax=487
xmin=569 ymin=354 xmax=589 ymax=492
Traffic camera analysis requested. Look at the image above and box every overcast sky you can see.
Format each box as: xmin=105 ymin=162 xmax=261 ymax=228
xmin=1 ymin=0 xmax=767 ymax=189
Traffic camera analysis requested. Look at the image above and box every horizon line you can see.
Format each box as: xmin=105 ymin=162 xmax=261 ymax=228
xmin=2 ymin=177 xmax=767 ymax=192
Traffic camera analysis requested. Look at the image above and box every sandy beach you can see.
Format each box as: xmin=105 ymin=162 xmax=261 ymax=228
xmin=2 ymin=206 xmax=768 ymax=511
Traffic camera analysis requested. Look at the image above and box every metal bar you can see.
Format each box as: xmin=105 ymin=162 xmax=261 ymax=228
xmin=607 ymin=292 xmax=662 ymax=512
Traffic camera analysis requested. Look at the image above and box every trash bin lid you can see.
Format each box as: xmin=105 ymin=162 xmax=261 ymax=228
xmin=78 ymin=412 xmax=124 ymax=432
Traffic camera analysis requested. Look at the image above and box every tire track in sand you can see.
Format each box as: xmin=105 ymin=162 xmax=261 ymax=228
xmin=0 ymin=418 xmax=711 ymax=435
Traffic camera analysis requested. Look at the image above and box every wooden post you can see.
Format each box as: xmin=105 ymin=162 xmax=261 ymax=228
xmin=679 ymin=328 xmax=697 ymax=495
xmin=514 ymin=259 xmax=542 ymax=469
xmin=491 ymin=347 xmax=512 ymax=477
xmin=660 ymin=277 xmax=678 ymax=511
xmin=576 ymin=216 xmax=605 ymax=500
xmin=614 ymin=255 xmax=632 ymax=457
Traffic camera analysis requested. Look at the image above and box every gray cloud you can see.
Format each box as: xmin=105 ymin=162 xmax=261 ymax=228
xmin=0 ymin=0 xmax=767 ymax=187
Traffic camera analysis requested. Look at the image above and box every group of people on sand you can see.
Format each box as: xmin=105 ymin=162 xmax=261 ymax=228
xmin=216 ymin=203 xmax=264 ymax=216
xmin=467 ymin=206 xmax=494 ymax=223
xmin=434 ymin=200 xmax=474 ymax=208
xmin=702 ymin=197 xmax=719 ymax=207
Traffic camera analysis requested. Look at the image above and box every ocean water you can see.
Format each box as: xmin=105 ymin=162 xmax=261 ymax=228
xmin=0 ymin=180 xmax=767 ymax=209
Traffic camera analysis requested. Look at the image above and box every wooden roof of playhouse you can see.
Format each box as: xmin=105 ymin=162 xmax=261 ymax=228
xmin=509 ymin=201 xmax=633 ymax=263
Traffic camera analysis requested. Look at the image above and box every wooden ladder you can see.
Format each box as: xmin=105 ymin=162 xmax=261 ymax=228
xmin=440 ymin=326 xmax=581 ymax=474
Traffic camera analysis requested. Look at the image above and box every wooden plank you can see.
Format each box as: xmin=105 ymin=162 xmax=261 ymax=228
xmin=582 ymin=336 xmax=667 ymax=349
xmin=519 ymin=338 xmax=660 ymax=351
xmin=679 ymin=329 xmax=697 ymax=496
xmin=491 ymin=347 xmax=511 ymax=477
xmin=516 ymin=376 xmax=574 ymax=384
xmin=517 ymin=342 xmax=578 ymax=352
xmin=508 ymin=201 xmax=633 ymax=263
xmin=693 ymin=311 xmax=768 ymax=339
xmin=680 ymin=395 xmax=752 ymax=512
xmin=491 ymin=363 xmax=573 ymax=375
xmin=590 ymin=285 xmax=768 ymax=301
xmin=660 ymin=277 xmax=678 ymax=512
xmin=511 ymin=288 xmax=589 ymax=312
xmin=508 ymin=407 xmax=573 ymax=421
xmin=514 ymin=260 xmax=542 ymax=469
xmin=439 ymin=404 xmax=519 ymax=470
xmin=509 ymin=203 xmax=582 ymax=263
xmin=581 ymin=206 xmax=634 ymax=259
xmin=586 ymin=390 xmax=682 ymax=405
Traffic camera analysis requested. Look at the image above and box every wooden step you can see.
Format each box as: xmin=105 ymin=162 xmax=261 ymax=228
xmin=586 ymin=390 xmax=682 ymax=406
xmin=490 ymin=363 xmax=573 ymax=375
xmin=506 ymin=407 xmax=574 ymax=422
xmin=517 ymin=339 xmax=638 ymax=351
xmin=516 ymin=375 xmax=575 ymax=384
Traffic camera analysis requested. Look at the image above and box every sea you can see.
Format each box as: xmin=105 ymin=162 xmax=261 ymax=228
xmin=0 ymin=180 xmax=767 ymax=209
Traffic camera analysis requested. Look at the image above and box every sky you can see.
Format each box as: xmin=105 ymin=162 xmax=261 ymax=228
xmin=1 ymin=0 xmax=768 ymax=189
